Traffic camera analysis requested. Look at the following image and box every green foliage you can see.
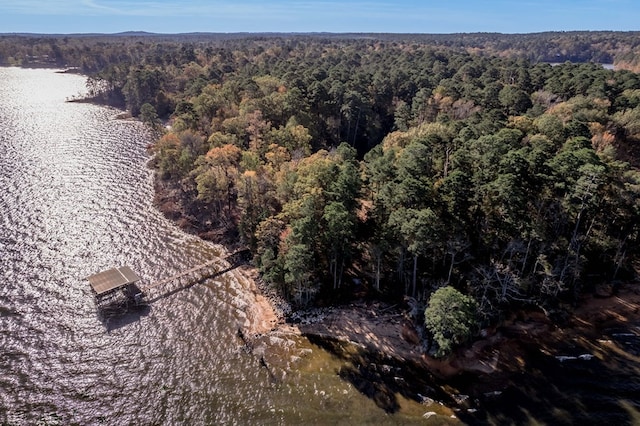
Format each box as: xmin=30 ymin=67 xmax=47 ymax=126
xmin=139 ymin=103 xmax=160 ymax=128
xmin=152 ymin=133 xmax=188 ymax=180
xmin=123 ymin=67 xmax=164 ymax=116
xmin=499 ymin=85 xmax=532 ymax=115
xmin=425 ymin=287 xmax=478 ymax=357
xmin=283 ymin=242 xmax=315 ymax=306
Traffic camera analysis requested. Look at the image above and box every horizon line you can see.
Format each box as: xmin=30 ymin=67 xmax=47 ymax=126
xmin=2 ymin=29 xmax=639 ymax=37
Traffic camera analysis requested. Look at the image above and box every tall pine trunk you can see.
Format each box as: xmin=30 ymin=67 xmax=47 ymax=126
xmin=412 ymin=254 xmax=418 ymax=298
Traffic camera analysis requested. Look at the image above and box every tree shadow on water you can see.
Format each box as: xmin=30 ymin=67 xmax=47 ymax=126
xmin=453 ymin=334 xmax=640 ymax=426
xmin=339 ymin=363 xmax=401 ymax=413
xmin=306 ymin=334 xmax=452 ymax=414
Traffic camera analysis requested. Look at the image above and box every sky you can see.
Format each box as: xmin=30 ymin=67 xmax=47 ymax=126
xmin=0 ymin=0 xmax=637 ymax=35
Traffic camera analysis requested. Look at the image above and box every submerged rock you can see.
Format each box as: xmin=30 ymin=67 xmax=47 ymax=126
xmin=555 ymin=354 xmax=594 ymax=362
xmin=453 ymin=394 xmax=470 ymax=405
xmin=483 ymin=390 xmax=503 ymax=399
xmin=417 ymin=394 xmax=435 ymax=405
xmin=555 ymin=355 xmax=577 ymax=362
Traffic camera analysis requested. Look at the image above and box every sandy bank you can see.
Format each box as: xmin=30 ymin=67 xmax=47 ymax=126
xmin=231 ymin=265 xmax=281 ymax=335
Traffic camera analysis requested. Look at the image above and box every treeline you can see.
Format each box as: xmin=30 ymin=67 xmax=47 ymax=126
xmin=3 ymin=31 xmax=640 ymax=72
xmin=3 ymin=34 xmax=639 ymax=326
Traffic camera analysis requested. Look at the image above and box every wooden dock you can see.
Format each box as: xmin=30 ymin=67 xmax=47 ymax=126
xmin=87 ymin=248 xmax=249 ymax=307
xmin=141 ymin=259 xmax=220 ymax=292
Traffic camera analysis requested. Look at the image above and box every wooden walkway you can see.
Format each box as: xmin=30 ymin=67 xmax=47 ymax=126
xmin=130 ymin=248 xmax=249 ymax=302
xmin=141 ymin=259 xmax=220 ymax=292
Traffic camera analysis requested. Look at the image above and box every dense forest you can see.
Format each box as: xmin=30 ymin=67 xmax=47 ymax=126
xmin=4 ymin=32 xmax=639 ymax=355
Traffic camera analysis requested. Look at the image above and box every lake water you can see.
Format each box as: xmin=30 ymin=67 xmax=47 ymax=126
xmin=0 ymin=67 xmax=440 ymax=425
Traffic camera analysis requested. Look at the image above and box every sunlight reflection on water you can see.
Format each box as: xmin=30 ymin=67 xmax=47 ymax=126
xmin=0 ymin=67 xmax=437 ymax=425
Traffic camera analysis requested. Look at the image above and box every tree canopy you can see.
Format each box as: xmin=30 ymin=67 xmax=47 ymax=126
xmin=424 ymin=286 xmax=478 ymax=357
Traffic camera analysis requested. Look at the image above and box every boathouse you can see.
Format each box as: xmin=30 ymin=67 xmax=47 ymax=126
xmin=86 ymin=266 xmax=143 ymax=305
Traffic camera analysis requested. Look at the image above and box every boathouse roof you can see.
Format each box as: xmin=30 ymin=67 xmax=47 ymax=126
xmin=86 ymin=266 xmax=140 ymax=295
